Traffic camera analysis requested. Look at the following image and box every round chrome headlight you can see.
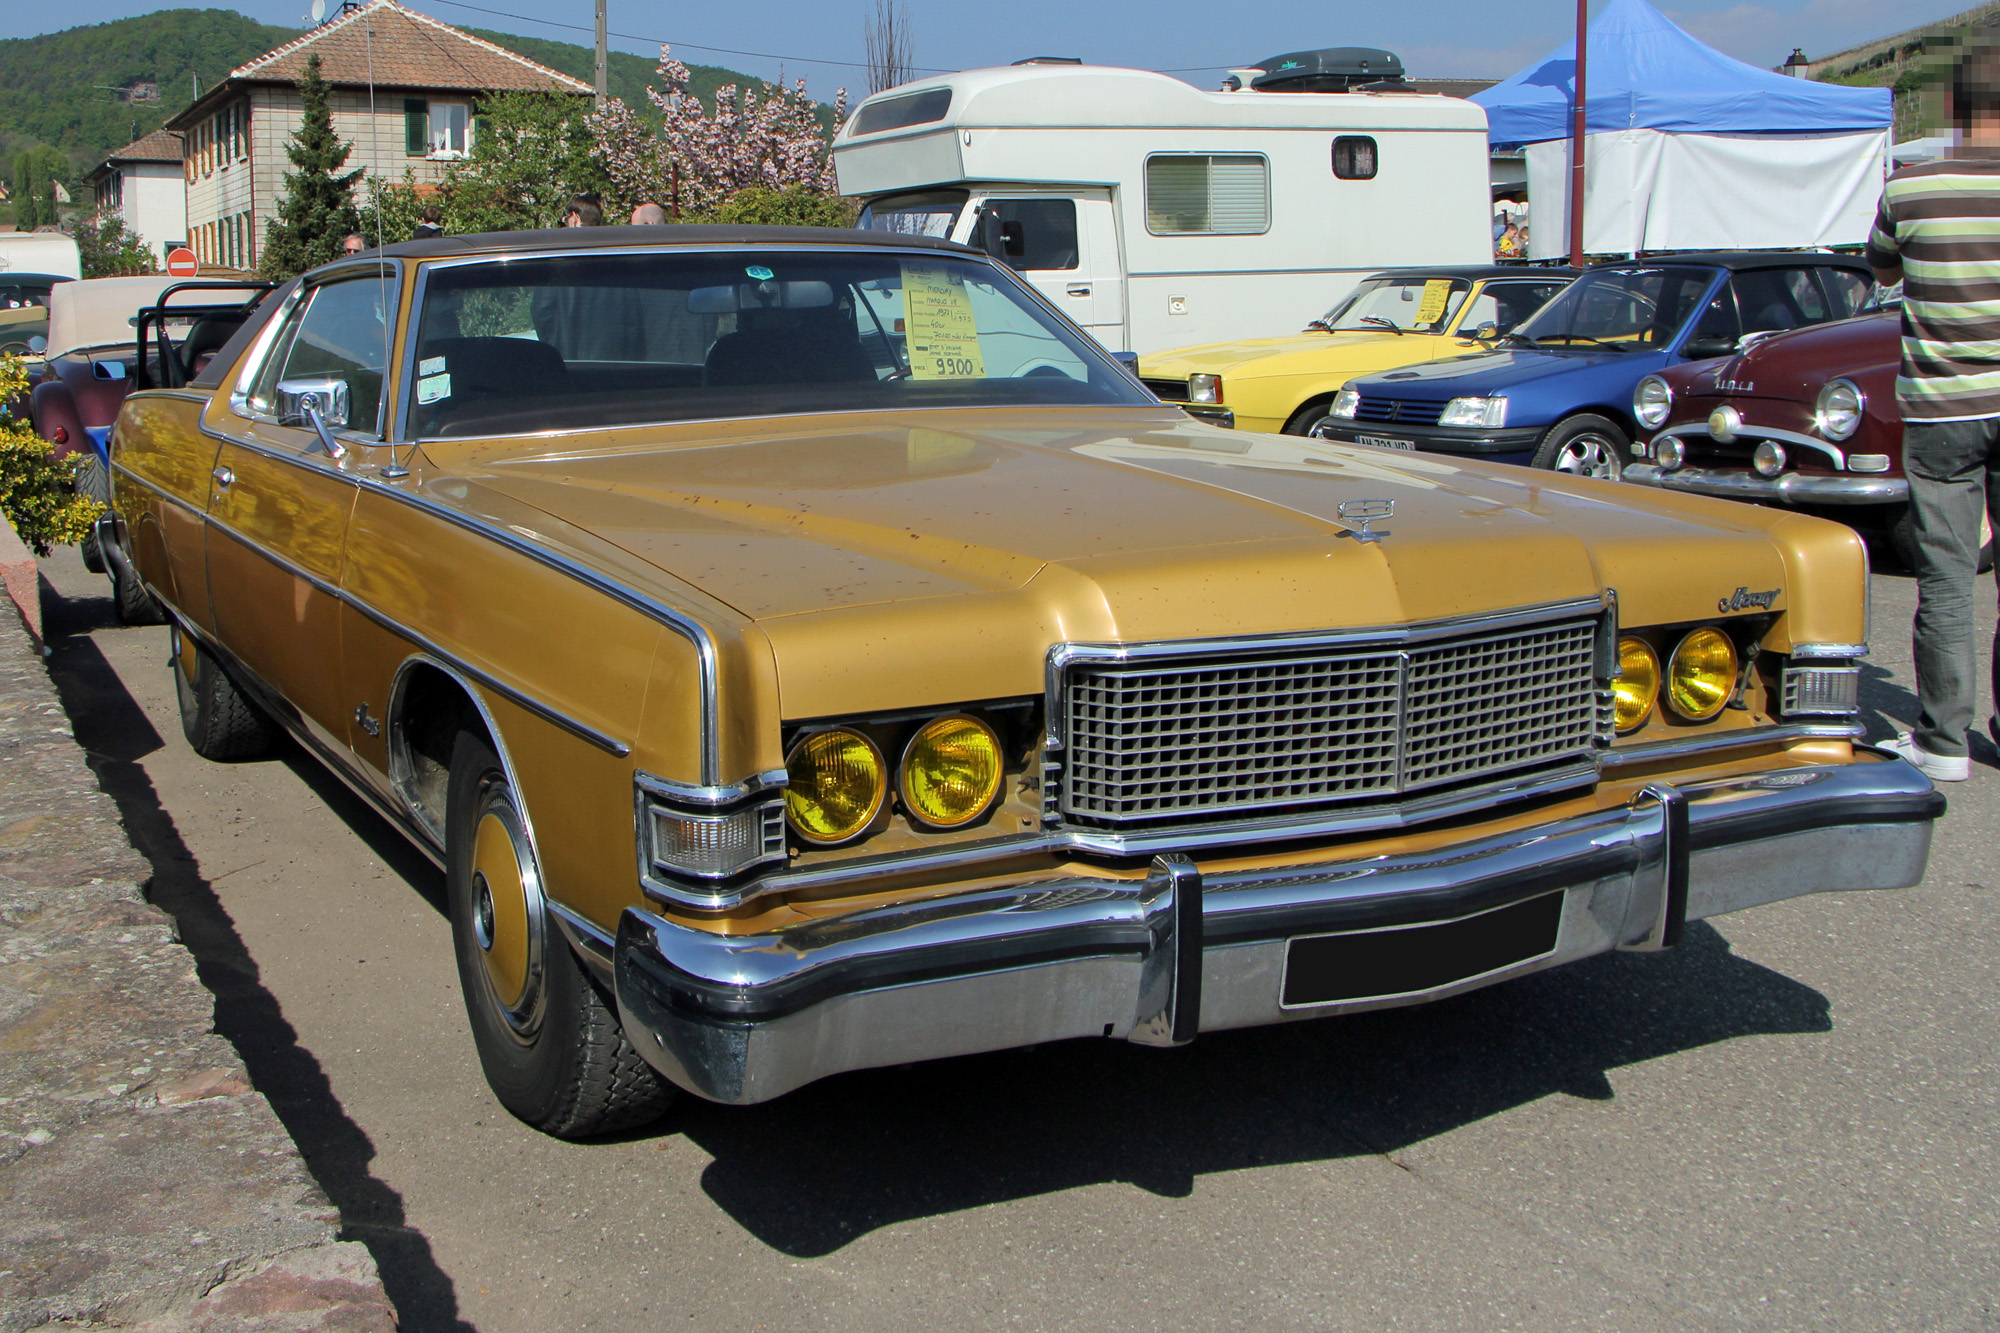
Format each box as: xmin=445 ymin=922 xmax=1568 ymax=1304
xmin=1815 ymin=378 xmax=1865 ymax=441
xmin=1666 ymin=627 xmax=1739 ymax=721
xmin=785 ymin=728 xmax=886 ymax=846
xmin=1634 ymin=375 xmax=1673 ymax=430
xmin=1654 ymin=435 xmax=1685 ymax=472
xmin=1753 ymin=440 xmax=1787 ymax=477
xmin=1707 ymin=405 xmax=1742 ymax=443
xmin=900 ymin=714 xmax=1004 ymax=829
xmin=1614 ymin=637 xmax=1660 ymax=733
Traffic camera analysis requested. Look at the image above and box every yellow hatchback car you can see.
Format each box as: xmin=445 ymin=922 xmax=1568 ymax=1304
xmin=1141 ymin=265 xmax=1576 ymax=435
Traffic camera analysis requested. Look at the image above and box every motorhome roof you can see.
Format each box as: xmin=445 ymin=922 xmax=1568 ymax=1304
xmin=835 ymin=64 xmax=1489 ymax=142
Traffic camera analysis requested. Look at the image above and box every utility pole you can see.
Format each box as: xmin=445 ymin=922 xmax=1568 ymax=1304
xmin=1567 ymin=0 xmax=1588 ymax=267
xmin=594 ymin=0 xmax=608 ymax=105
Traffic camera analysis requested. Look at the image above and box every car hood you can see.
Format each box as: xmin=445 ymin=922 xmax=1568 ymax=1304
xmin=1359 ymin=347 xmax=1637 ymax=397
xmin=1665 ymin=312 xmax=1898 ymax=401
xmin=456 ymin=411 xmax=1796 ymax=640
xmin=1142 ymin=330 xmax=1420 ymax=378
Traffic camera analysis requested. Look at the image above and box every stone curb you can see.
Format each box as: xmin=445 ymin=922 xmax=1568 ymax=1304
xmin=0 ymin=526 xmax=397 ymax=1331
xmin=0 ymin=518 xmax=39 ymax=647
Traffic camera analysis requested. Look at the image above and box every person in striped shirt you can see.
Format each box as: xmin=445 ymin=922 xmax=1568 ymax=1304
xmin=1868 ymin=33 xmax=2000 ymax=782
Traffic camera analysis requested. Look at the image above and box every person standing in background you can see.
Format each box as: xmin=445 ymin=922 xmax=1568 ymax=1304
xmin=1871 ymin=33 xmax=2000 ymax=782
xmin=411 ymin=203 xmax=444 ymax=241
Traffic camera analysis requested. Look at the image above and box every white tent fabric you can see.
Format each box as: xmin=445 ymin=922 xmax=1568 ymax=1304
xmin=1524 ymin=128 xmax=1890 ymax=258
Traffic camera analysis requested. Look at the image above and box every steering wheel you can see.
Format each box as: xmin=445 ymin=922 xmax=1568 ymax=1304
xmin=0 ymin=340 xmax=32 ymax=359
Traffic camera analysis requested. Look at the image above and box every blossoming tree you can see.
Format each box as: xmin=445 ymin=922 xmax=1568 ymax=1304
xmin=589 ymin=48 xmax=847 ymax=219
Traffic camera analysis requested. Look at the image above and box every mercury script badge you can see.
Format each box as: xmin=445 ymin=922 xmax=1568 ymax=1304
xmin=1335 ymin=498 xmax=1394 ymax=544
xmin=1718 ymin=586 xmax=1779 ymax=612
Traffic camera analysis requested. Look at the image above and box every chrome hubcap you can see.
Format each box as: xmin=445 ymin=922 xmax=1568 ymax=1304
xmin=1554 ymin=434 xmax=1620 ymax=479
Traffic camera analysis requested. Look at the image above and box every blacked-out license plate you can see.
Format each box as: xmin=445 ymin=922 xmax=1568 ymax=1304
xmin=1354 ymin=434 xmax=1415 ymax=451
xmin=1280 ymin=891 xmax=1563 ymax=1009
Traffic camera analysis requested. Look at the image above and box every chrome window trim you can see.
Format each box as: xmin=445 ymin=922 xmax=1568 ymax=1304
xmin=1649 ymin=420 xmax=1845 ymax=470
xmin=231 ymin=260 xmax=405 ymax=437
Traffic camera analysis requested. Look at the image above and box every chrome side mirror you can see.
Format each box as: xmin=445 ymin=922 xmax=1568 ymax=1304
xmin=276 ymin=377 xmax=350 ymax=459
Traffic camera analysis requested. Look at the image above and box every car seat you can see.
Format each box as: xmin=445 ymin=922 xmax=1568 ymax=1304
xmin=703 ymin=310 xmax=876 ymax=387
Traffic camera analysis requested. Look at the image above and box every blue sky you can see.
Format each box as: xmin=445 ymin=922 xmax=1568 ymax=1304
xmin=0 ymin=0 xmax=1967 ymax=100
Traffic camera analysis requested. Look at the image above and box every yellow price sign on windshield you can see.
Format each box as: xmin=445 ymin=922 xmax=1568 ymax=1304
xmin=903 ymin=265 xmax=986 ymax=379
xmin=1414 ymin=279 xmax=1453 ymax=327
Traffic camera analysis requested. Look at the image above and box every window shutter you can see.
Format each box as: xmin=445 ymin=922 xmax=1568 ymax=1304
xmin=472 ymin=112 xmax=492 ymax=154
xmin=405 ymin=99 xmax=428 ymax=155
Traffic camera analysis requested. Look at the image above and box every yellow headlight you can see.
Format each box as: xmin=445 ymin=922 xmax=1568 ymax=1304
xmin=1614 ymin=637 xmax=1659 ymax=733
xmin=784 ymin=729 xmax=885 ymax=845
xmin=900 ymin=714 xmax=1004 ymax=828
xmin=1667 ymin=627 xmax=1738 ymax=721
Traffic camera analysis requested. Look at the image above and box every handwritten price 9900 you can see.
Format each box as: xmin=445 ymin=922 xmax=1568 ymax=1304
xmin=930 ymin=355 xmax=979 ymax=378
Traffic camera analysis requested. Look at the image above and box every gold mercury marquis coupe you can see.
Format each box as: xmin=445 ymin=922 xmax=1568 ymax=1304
xmin=1138 ymin=266 xmax=1577 ymax=435
xmin=99 ymin=226 xmax=1942 ymax=1138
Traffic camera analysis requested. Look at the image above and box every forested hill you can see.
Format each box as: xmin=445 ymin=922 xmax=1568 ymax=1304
xmin=0 ymin=8 xmax=785 ymax=179
xmin=0 ymin=10 xmax=297 ymax=168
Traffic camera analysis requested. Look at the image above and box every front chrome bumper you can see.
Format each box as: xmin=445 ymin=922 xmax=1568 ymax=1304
xmin=1623 ymin=463 xmax=1909 ymax=506
xmin=614 ymin=757 xmax=1941 ymax=1104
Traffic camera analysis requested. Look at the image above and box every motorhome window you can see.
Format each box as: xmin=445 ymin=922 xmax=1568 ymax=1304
xmin=977 ymin=199 xmax=1079 ymax=271
xmin=1317 ymin=277 xmax=1470 ymax=333
xmin=1516 ymin=266 xmax=1712 ymax=350
xmin=857 ymin=191 xmax=969 ymax=240
xmin=406 ymin=250 xmax=1150 ymax=436
xmin=852 ymin=88 xmax=953 ymax=135
xmin=1332 ymin=136 xmax=1378 ymax=180
xmin=1145 ymin=155 xmax=1270 ymax=235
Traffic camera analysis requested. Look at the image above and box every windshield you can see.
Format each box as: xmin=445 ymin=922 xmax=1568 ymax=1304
xmin=1317 ymin=277 xmax=1471 ymax=333
xmin=1512 ymin=266 xmax=1714 ymax=350
xmin=856 ymin=191 xmax=968 ymax=241
xmin=0 ymin=277 xmax=59 ymax=357
xmin=408 ymin=248 xmax=1150 ymax=437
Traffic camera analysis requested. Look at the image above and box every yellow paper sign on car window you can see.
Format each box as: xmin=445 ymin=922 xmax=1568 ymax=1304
xmin=903 ymin=265 xmax=985 ymax=380
xmin=1415 ymin=279 xmax=1453 ymax=327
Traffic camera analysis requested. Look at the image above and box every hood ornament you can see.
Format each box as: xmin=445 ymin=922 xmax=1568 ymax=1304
xmin=1335 ymin=498 xmax=1394 ymax=544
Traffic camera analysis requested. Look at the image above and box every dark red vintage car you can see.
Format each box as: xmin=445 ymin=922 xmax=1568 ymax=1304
xmin=1619 ymin=302 xmax=1991 ymax=570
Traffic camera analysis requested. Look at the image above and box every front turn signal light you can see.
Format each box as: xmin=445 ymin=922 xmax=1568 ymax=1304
xmin=1667 ymin=627 xmax=1738 ymax=721
xmin=785 ymin=728 xmax=886 ymax=845
xmin=900 ymin=714 xmax=1004 ymax=828
xmin=1614 ymin=637 xmax=1660 ymax=733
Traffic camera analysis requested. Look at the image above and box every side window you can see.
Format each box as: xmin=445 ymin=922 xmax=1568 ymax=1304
xmin=1819 ymin=269 xmax=1872 ymax=318
xmin=1785 ymin=269 xmax=1829 ymax=323
xmin=1464 ymin=282 xmax=1565 ymax=335
xmin=978 ymin=199 xmax=1079 ymax=271
xmin=1145 ymin=155 xmax=1270 ymax=235
xmin=1732 ymin=269 xmax=1822 ymax=335
xmin=1691 ymin=286 xmax=1740 ymax=344
xmin=247 ymin=278 xmax=392 ymax=437
xmin=1332 ymin=136 xmax=1377 ymax=180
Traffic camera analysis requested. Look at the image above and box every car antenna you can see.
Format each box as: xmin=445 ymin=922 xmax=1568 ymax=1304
xmin=365 ymin=11 xmax=409 ymax=480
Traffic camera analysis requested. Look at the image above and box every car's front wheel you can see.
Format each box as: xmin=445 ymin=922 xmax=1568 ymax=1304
xmin=1532 ymin=414 xmax=1628 ymax=479
xmin=446 ymin=727 xmax=675 ymax=1138
xmin=1282 ymin=398 xmax=1338 ymax=437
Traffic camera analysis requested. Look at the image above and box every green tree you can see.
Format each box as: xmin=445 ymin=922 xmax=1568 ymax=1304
xmin=709 ymin=186 xmax=857 ymax=228
xmin=444 ymin=90 xmax=604 ymax=234
xmin=258 ymin=53 xmax=361 ymax=280
xmin=70 ymin=209 xmax=155 ymax=277
xmin=11 ymin=147 xmax=69 ymax=230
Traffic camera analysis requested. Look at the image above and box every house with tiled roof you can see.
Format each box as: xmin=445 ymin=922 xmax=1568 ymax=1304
xmin=83 ymin=129 xmax=187 ymax=265
xmin=164 ymin=0 xmax=592 ymax=272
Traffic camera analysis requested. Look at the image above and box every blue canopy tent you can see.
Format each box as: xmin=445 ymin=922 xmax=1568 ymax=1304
xmin=1472 ymin=0 xmax=1893 ymax=257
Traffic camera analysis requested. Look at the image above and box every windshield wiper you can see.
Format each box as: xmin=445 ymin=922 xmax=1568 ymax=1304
xmin=1359 ymin=315 xmax=1404 ymax=335
xmin=1303 ymin=318 xmax=1332 ymax=332
xmin=1497 ymin=331 xmax=1540 ymax=348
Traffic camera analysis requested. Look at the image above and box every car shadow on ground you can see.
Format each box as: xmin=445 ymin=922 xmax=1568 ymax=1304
xmin=40 ymin=582 xmax=473 ymax=1333
xmin=672 ymin=908 xmax=1829 ymax=1257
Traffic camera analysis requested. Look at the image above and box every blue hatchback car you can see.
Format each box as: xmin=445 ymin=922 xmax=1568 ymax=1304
xmin=1313 ymin=253 xmax=1876 ymax=477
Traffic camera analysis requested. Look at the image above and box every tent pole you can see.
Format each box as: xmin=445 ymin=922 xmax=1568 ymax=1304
xmin=1569 ymin=0 xmax=1588 ymax=266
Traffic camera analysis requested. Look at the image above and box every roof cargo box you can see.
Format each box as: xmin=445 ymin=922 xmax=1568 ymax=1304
xmin=1249 ymin=48 xmax=1404 ymax=93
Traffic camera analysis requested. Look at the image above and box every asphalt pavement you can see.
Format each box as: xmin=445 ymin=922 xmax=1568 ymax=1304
xmin=38 ymin=546 xmax=2000 ymax=1333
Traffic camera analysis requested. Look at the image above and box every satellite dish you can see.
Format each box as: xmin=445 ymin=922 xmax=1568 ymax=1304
xmin=310 ymin=0 xmax=326 ymax=22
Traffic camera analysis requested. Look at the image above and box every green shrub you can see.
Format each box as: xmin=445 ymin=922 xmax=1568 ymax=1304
xmin=0 ymin=355 xmax=103 ymax=556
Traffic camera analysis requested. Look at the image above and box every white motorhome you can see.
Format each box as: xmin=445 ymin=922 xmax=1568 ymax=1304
xmin=833 ymin=64 xmax=1493 ymax=355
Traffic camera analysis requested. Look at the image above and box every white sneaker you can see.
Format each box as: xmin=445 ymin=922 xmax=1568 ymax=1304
xmin=1881 ymin=733 xmax=1971 ymax=782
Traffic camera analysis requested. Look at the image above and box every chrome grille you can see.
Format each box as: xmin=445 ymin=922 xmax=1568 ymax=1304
xmin=1059 ymin=617 xmax=1606 ymax=825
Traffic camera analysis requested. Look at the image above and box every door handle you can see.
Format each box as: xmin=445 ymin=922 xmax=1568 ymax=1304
xmin=212 ymin=466 xmax=235 ymax=487
xmin=1066 ymin=285 xmax=1092 ymax=297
